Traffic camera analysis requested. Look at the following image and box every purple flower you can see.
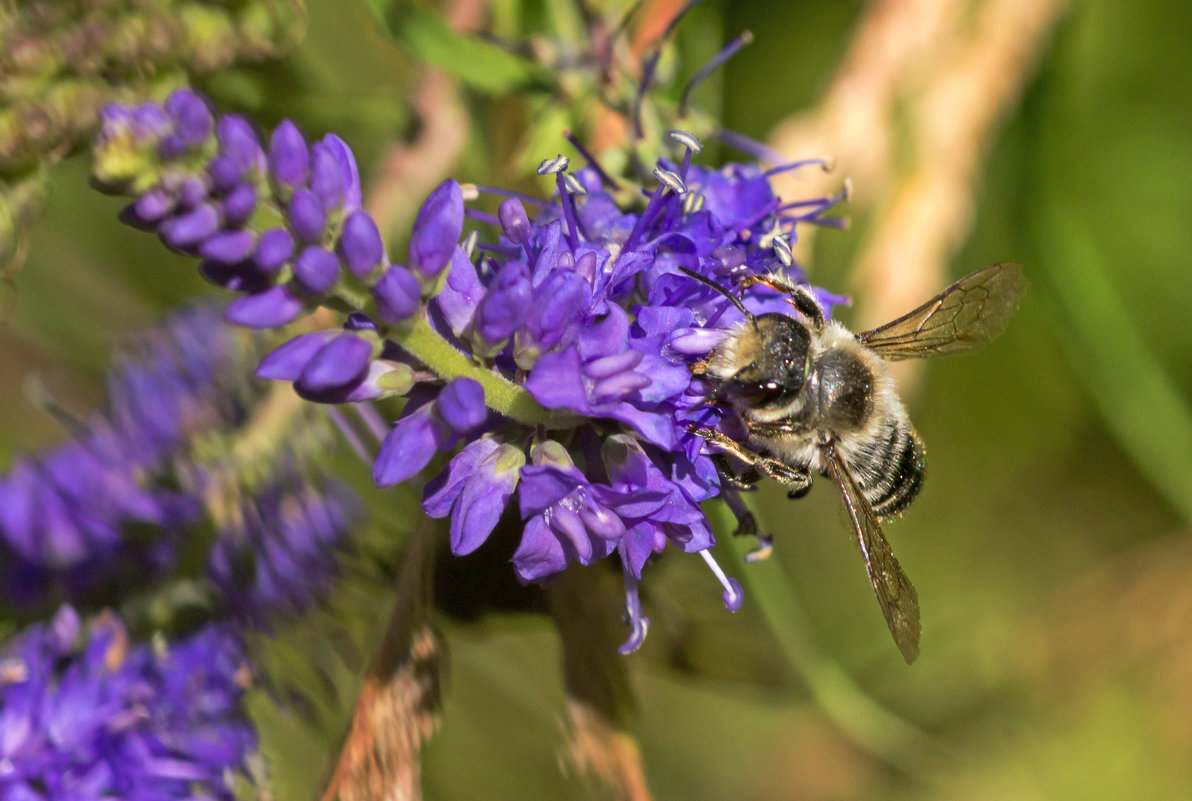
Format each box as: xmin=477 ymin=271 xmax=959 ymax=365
xmin=341 ymin=210 xmax=386 ymax=279
xmin=423 ymin=437 xmax=524 ymax=556
xmin=373 ymin=265 xmax=422 ymax=323
xmin=408 ymin=179 xmax=464 ymax=279
xmin=474 ymin=259 xmax=532 ymax=351
xmin=0 ymin=608 xmax=258 ymax=800
xmin=513 ymin=441 xmax=623 ymax=582
xmin=268 ymin=119 xmax=309 ymax=189
xmin=435 ymin=378 xmax=487 ymax=434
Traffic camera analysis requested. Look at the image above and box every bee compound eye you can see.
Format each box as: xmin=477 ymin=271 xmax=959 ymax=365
xmin=732 ymin=379 xmax=793 ymax=408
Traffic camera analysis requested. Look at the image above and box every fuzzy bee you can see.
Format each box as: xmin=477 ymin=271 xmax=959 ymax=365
xmin=683 ymin=263 xmax=1027 ymax=663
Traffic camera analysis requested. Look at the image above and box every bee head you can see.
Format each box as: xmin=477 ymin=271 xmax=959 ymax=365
xmin=725 ymin=313 xmax=811 ymax=409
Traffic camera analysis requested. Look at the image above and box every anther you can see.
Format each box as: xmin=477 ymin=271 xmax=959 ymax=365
xmin=459 ymin=182 xmax=480 ymax=202
xmin=772 ymin=235 xmax=793 ymax=266
xmin=668 ymin=129 xmax=703 ymax=154
xmin=744 ymin=534 xmax=774 ymax=563
xmin=562 ymin=173 xmax=588 ymax=196
xmin=537 ymin=154 xmax=570 ymax=175
xmin=653 ymin=166 xmax=688 ymax=195
xmin=683 ymin=191 xmax=705 ymax=214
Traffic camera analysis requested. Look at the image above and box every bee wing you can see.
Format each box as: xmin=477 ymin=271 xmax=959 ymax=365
xmin=856 ymin=263 xmax=1026 ymax=361
xmin=824 ymin=443 xmax=921 ymax=664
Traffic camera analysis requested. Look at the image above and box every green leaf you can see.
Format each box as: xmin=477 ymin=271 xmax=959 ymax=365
xmin=362 ymin=2 xmax=552 ymax=94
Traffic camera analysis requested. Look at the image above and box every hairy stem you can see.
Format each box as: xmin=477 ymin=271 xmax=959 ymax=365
xmin=393 ymin=314 xmax=583 ymax=429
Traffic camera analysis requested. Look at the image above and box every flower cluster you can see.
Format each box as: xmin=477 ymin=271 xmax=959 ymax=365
xmin=0 ymin=606 xmax=258 ymax=801
xmin=0 ymin=304 xmax=357 ymax=622
xmin=92 ymin=90 xmax=848 ymax=652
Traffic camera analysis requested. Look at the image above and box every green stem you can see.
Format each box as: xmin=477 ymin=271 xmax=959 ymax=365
xmin=392 ymin=313 xmax=583 ymax=429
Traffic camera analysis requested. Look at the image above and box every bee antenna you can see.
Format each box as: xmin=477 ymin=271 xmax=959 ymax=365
xmin=676 ymin=267 xmax=755 ymax=323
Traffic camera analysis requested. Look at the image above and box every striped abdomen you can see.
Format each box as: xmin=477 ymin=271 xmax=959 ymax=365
xmin=849 ymin=418 xmax=926 ymax=519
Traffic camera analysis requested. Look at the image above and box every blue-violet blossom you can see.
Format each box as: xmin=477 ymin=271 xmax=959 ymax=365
xmin=0 ymin=606 xmax=257 ymax=800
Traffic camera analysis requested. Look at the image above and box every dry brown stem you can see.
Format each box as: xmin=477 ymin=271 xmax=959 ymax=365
xmin=562 ymin=700 xmax=654 ymax=801
xmin=362 ymin=0 xmax=487 ymax=243
xmin=318 ymin=527 xmax=441 ymax=801
xmin=768 ymin=0 xmax=1068 ymax=387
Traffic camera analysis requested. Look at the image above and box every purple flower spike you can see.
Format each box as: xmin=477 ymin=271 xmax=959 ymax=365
xmin=408 ymin=179 xmax=463 ymax=278
xmin=288 ymin=189 xmax=326 ymax=242
xmin=269 ymin=119 xmax=309 ymax=189
xmin=90 ymin=89 xmax=866 ymax=655
xmin=498 ymin=197 xmax=531 ymax=245
xmin=225 ymin=284 xmax=305 ymax=328
xmin=296 ymin=334 xmax=373 ymax=394
xmin=293 ymin=245 xmax=340 ymax=294
xmin=435 ymin=378 xmax=486 ymax=434
xmin=254 ymin=227 xmax=294 ymax=274
xmin=340 ymin=210 xmax=385 ymax=280
xmin=0 ymin=611 xmax=258 ymax=797
xmin=372 ymin=265 xmax=421 ymax=323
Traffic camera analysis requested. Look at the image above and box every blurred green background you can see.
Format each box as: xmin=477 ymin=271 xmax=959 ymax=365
xmin=3 ymin=0 xmax=1192 ymax=799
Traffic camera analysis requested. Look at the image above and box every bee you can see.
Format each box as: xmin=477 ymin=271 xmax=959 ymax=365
xmin=682 ymin=263 xmax=1027 ymax=663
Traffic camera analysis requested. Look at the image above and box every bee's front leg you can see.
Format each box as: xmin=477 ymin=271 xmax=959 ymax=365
xmin=691 ymin=427 xmax=812 ymax=493
xmin=710 ymin=454 xmax=760 ymax=489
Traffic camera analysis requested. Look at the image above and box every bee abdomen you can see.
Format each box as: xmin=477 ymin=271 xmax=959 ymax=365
xmin=856 ymin=423 xmax=926 ymax=519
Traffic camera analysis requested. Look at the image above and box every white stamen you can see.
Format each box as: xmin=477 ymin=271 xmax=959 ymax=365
xmin=462 ymin=229 xmax=479 ymax=260
xmin=699 ymin=548 xmax=743 ymax=612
